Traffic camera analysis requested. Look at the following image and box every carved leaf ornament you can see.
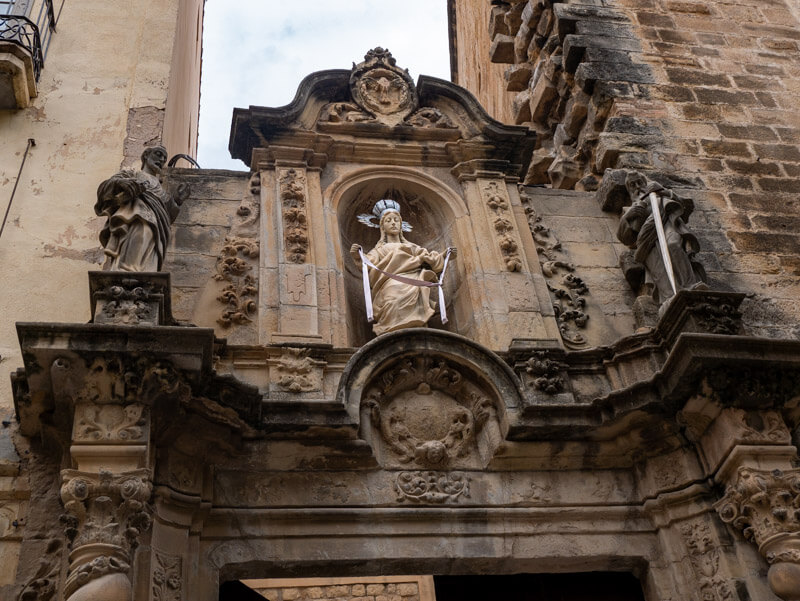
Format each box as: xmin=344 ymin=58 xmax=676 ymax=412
xmin=715 ymin=467 xmax=800 ymax=557
xmin=522 ymin=199 xmax=589 ymax=348
xmin=395 ymin=471 xmax=470 ymax=504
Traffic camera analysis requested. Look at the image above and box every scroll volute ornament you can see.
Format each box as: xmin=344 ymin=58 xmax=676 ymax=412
xmin=362 ymin=355 xmax=501 ymax=469
xmin=714 ymin=467 xmax=800 ymax=601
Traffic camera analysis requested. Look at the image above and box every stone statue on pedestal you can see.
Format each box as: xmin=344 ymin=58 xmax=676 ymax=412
xmin=95 ymin=146 xmax=189 ymax=272
xmin=617 ymin=172 xmax=706 ymax=305
xmin=350 ymin=199 xmax=455 ymax=336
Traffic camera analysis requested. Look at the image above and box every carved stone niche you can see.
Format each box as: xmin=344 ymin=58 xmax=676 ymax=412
xmin=336 ymin=178 xmax=462 ymax=347
xmin=339 ymin=329 xmax=520 ymax=469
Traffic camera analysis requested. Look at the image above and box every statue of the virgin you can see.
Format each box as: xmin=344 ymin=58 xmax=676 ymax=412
xmin=350 ymin=199 xmax=455 ymax=335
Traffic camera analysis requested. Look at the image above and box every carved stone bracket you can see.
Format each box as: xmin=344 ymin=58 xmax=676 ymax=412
xmin=60 ymin=468 xmax=153 ymax=600
xmin=715 ymin=467 xmax=800 ymax=601
xmin=524 ymin=350 xmax=568 ymax=394
xmin=272 ymin=347 xmax=325 ymax=393
xmin=89 ymin=271 xmax=173 ymax=326
xmin=213 ymin=236 xmax=259 ymax=328
xmin=482 ymin=180 xmax=523 ymax=272
xmin=657 ymin=289 xmax=745 ymax=346
xmin=279 ymin=168 xmax=309 ymax=263
xmin=521 ymin=197 xmax=589 ymax=348
xmin=394 ymin=471 xmax=470 ymax=504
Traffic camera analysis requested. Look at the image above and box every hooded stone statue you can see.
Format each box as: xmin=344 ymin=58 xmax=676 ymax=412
xmin=617 ymin=172 xmax=706 ymax=305
xmin=95 ymin=146 xmax=189 ymax=272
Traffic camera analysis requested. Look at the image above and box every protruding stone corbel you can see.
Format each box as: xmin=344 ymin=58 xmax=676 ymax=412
xmin=715 ymin=467 xmax=800 ymax=601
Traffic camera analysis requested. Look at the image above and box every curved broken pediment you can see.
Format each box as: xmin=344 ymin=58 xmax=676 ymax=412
xmin=228 ymin=48 xmax=535 ymax=173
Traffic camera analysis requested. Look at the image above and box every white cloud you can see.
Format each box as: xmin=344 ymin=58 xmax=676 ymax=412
xmin=198 ymin=1 xmax=451 ymax=170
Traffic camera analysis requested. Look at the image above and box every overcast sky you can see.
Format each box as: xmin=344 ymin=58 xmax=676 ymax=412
xmin=197 ymin=1 xmax=451 ymax=170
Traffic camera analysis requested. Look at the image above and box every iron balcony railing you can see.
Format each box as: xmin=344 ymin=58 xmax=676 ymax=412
xmin=0 ymin=0 xmax=63 ymax=81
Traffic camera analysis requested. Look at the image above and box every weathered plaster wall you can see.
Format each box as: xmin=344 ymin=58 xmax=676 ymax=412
xmin=163 ymin=0 xmax=204 ymax=158
xmin=0 ymin=0 xmax=201 ymax=413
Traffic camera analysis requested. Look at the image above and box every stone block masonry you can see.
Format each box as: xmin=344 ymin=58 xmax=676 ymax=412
xmin=615 ymin=0 xmax=800 ymax=338
xmin=474 ymin=0 xmax=800 ymax=338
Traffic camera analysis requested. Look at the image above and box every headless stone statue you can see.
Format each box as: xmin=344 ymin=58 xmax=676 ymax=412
xmin=95 ymin=146 xmax=189 ymax=272
xmin=617 ymin=172 xmax=706 ymax=305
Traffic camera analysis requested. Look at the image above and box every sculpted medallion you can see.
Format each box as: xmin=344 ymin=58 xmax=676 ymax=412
xmin=362 ymin=354 xmax=500 ymax=469
xmin=350 ymin=47 xmax=417 ymax=124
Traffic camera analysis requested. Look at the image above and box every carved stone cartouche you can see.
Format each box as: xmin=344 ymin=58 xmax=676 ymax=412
xmin=363 ymin=355 xmax=497 ymax=469
xmin=318 ymin=48 xmax=457 ymax=131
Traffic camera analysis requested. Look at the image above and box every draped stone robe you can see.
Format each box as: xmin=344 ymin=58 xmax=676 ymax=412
xmin=95 ymin=168 xmax=181 ymax=272
xmin=365 ymin=241 xmax=445 ymax=335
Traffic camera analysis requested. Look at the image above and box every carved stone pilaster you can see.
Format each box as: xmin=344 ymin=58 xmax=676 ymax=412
xmin=715 ymin=467 xmax=800 ymax=601
xmin=60 ymin=468 xmax=153 ymax=600
xmin=279 ymin=167 xmax=309 ymax=264
xmin=481 ymin=180 xmax=523 ymax=272
xmin=679 ymin=518 xmax=736 ymax=601
xmin=152 ymin=551 xmax=182 ymax=601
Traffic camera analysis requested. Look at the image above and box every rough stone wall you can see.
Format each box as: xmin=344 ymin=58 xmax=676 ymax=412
xmin=613 ymin=0 xmax=800 ymax=339
xmin=457 ymin=0 xmax=800 ymax=339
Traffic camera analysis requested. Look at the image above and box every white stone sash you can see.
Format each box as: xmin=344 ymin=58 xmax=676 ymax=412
xmin=357 ymin=246 xmax=454 ymax=325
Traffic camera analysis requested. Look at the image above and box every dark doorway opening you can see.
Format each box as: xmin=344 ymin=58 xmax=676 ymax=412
xmin=433 ymin=572 xmax=646 ymax=601
xmin=219 ymin=580 xmax=267 ymax=601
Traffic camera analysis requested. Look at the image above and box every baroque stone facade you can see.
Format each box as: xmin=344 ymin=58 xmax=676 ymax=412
xmin=2 ymin=2 xmax=800 ymax=601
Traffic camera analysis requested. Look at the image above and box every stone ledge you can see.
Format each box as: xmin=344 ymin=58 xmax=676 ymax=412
xmin=0 ymin=41 xmax=37 ymax=109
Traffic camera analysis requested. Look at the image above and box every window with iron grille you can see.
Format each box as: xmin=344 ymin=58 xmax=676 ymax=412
xmin=0 ymin=0 xmax=64 ymax=80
